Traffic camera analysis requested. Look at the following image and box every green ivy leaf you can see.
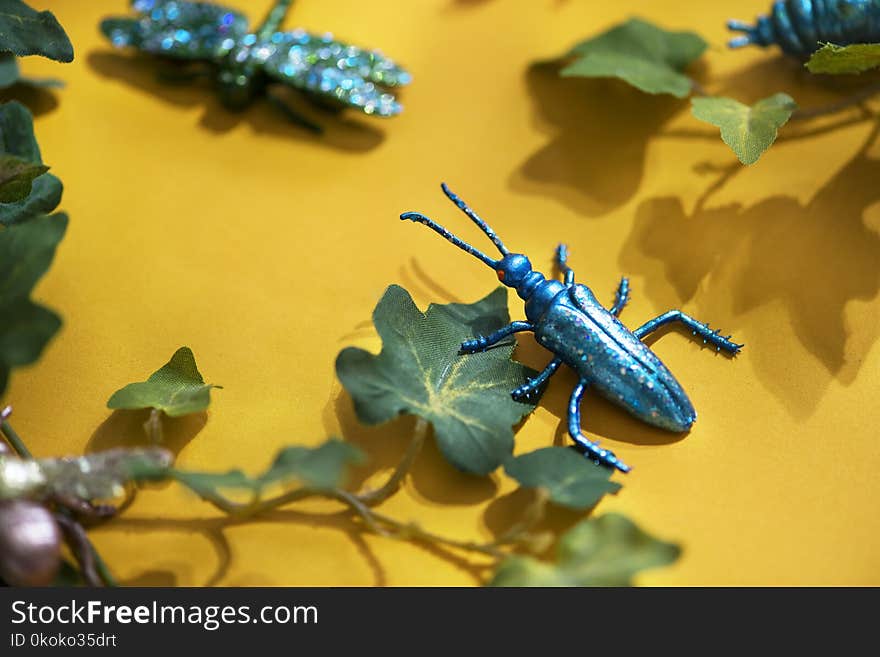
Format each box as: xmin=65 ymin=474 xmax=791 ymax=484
xmin=0 ymin=174 xmax=63 ymax=226
xmin=504 ymin=447 xmax=621 ymax=510
xmin=0 ymin=100 xmax=41 ymax=161
xmin=134 ymin=439 xmax=366 ymax=500
xmin=691 ymin=94 xmax=797 ymax=165
xmin=560 ymin=18 xmax=707 ymax=97
xmin=0 ymin=101 xmax=62 ymax=226
xmin=0 ymin=0 xmax=73 ymax=63
xmin=0 ymin=212 xmax=66 ymax=396
xmin=0 ymin=52 xmax=17 ymax=88
xmin=107 ymin=347 xmax=220 ymax=417
xmin=0 ymin=153 xmax=47 ymax=202
xmin=806 ymin=42 xmax=880 ymax=74
xmin=258 ymin=441 xmax=366 ymax=489
xmin=489 ymin=513 xmax=680 ymax=587
xmin=336 ymin=285 xmax=535 ymax=476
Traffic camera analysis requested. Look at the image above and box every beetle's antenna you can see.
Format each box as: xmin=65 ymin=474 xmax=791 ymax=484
xmin=440 ymin=183 xmax=510 ymax=256
xmin=401 ymin=212 xmax=499 ymax=268
xmin=726 ymin=19 xmax=760 ymax=48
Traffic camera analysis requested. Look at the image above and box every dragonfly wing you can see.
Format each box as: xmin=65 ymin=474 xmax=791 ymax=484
xmin=259 ymin=31 xmax=411 ymax=116
xmin=102 ymin=1 xmax=249 ymax=60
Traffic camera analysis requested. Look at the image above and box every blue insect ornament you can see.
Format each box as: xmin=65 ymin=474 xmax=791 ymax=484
xmin=728 ymin=0 xmax=880 ymax=58
xmin=402 ymin=185 xmax=744 ymax=473
xmin=100 ymin=0 xmax=411 ymax=129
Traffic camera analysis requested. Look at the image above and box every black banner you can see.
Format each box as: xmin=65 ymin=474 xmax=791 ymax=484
xmin=0 ymin=587 xmax=874 ymax=653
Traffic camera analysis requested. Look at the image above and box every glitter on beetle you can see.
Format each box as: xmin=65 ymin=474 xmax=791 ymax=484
xmin=728 ymin=0 xmax=880 ymax=58
xmin=100 ymin=0 xmax=411 ymax=128
xmin=401 ymin=184 xmax=744 ymax=473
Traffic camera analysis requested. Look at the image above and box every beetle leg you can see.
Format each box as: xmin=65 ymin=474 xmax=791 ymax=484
xmin=568 ymin=380 xmax=630 ymax=473
xmin=511 ymin=357 xmax=562 ymax=403
xmin=460 ymin=321 xmax=533 ymax=354
xmin=633 ymin=310 xmax=744 ymax=355
xmin=609 ymin=277 xmax=630 ymax=316
xmin=554 ymin=244 xmax=575 ymax=285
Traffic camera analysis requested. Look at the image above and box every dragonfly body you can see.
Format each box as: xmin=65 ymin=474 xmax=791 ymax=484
xmin=402 ymin=185 xmax=742 ymax=473
xmin=728 ymin=0 xmax=880 ymax=57
xmin=101 ymin=0 xmax=411 ymax=123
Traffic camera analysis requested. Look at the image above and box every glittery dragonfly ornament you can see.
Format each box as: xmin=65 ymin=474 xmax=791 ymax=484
xmin=100 ymin=0 xmax=412 ymax=129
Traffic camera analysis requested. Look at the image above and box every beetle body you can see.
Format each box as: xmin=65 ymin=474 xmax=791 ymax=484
xmin=402 ymin=185 xmax=742 ymax=473
xmin=728 ymin=0 xmax=880 ymax=57
xmin=535 ymin=285 xmax=696 ymax=433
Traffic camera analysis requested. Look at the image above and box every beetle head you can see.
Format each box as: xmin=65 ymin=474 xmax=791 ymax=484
xmin=495 ymin=254 xmax=533 ymax=288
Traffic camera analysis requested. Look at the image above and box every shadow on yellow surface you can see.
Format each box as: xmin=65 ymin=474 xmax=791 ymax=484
xmin=87 ymin=408 xmax=208 ymax=459
xmin=0 ymin=83 xmax=59 ymax=117
xmin=622 ymin=124 xmax=880 ymax=417
xmin=510 ymin=62 xmax=684 ymax=217
xmin=12 ymin=0 xmax=880 ymax=586
xmin=86 ymin=50 xmax=387 ymax=152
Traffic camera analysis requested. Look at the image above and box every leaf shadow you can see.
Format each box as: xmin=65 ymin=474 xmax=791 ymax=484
xmin=619 ymin=126 xmax=880 ymax=418
xmin=718 ymin=55 xmax=880 ymax=110
xmin=120 ymin=569 xmax=178 ymax=586
xmin=508 ymin=60 xmax=685 ymax=217
xmin=328 ymin=388 xmax=499 ymax=506
xmin=104 ymin=506 xmax=491 ymax=586
xmin=86 ymin=50 xmax=386 ymax=153
xmin=398 ymin=257 xmax=464 ymax=305
xmin=0 ymin=83 xmax=59 ymax=117
xmin=86 ymin=409 xmax=208 ymax=461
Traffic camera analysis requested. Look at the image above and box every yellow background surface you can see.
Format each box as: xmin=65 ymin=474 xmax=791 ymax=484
xmin=7 ymin=0 xmax=880 ymax=585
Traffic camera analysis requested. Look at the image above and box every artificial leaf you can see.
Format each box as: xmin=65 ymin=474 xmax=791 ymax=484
xmin=0 ymin=0 xmax=73 ymax=63
xmin=133 ymin=439 xmax=366 ymax=501
xmin=0 ymin=153 xmax=47 ymax=202
xmin=0 ymin=173 xmax=63 ymax=226
xmin=561 ymin=18 xmax=707 ymax=97
xmin=504 ymin=447 xmax=621 ymax=510
xmin=107 ymin=347 xmax=219 ymax=417
xmin=0 ymin=447 xmax=173 ymax=502
xmin=489 ymin=513 xmax=680 ymax=587
xmin=0 ymin=101 xmax=61 ymax=225
xmin=0 ymin=212 xmax=66 ymax=396
xmin=691 ymin=93 xmax=797 ymax=165
xmin=0 ymin=101 xmax=41 ymax=162
xmin=260 ymin=440 xmax=367 ymax=490
xmin=336 ymin=285 xmax=535 ymax=476
xmin=0 ymin=52 xmax=17 ymax=87
xmin=806 ymin=42 xmax=880 ymax=74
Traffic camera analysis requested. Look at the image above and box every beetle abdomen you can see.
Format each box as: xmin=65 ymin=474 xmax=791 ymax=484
xmin=728 ymin=0 xmax=880 ymax=58
xmin=535 ymin=287 xmax=696 ymax=432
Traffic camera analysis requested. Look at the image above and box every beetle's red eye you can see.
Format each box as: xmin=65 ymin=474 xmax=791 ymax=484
xmin=497 ymin=270 xmax=505 ymax=281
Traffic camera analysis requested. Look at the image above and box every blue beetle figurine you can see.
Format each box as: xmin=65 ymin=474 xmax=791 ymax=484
xmin=729 ymin=0 xmax=880 ymax=57
xmin=402 ymin=185 xmax=744 ymax=473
